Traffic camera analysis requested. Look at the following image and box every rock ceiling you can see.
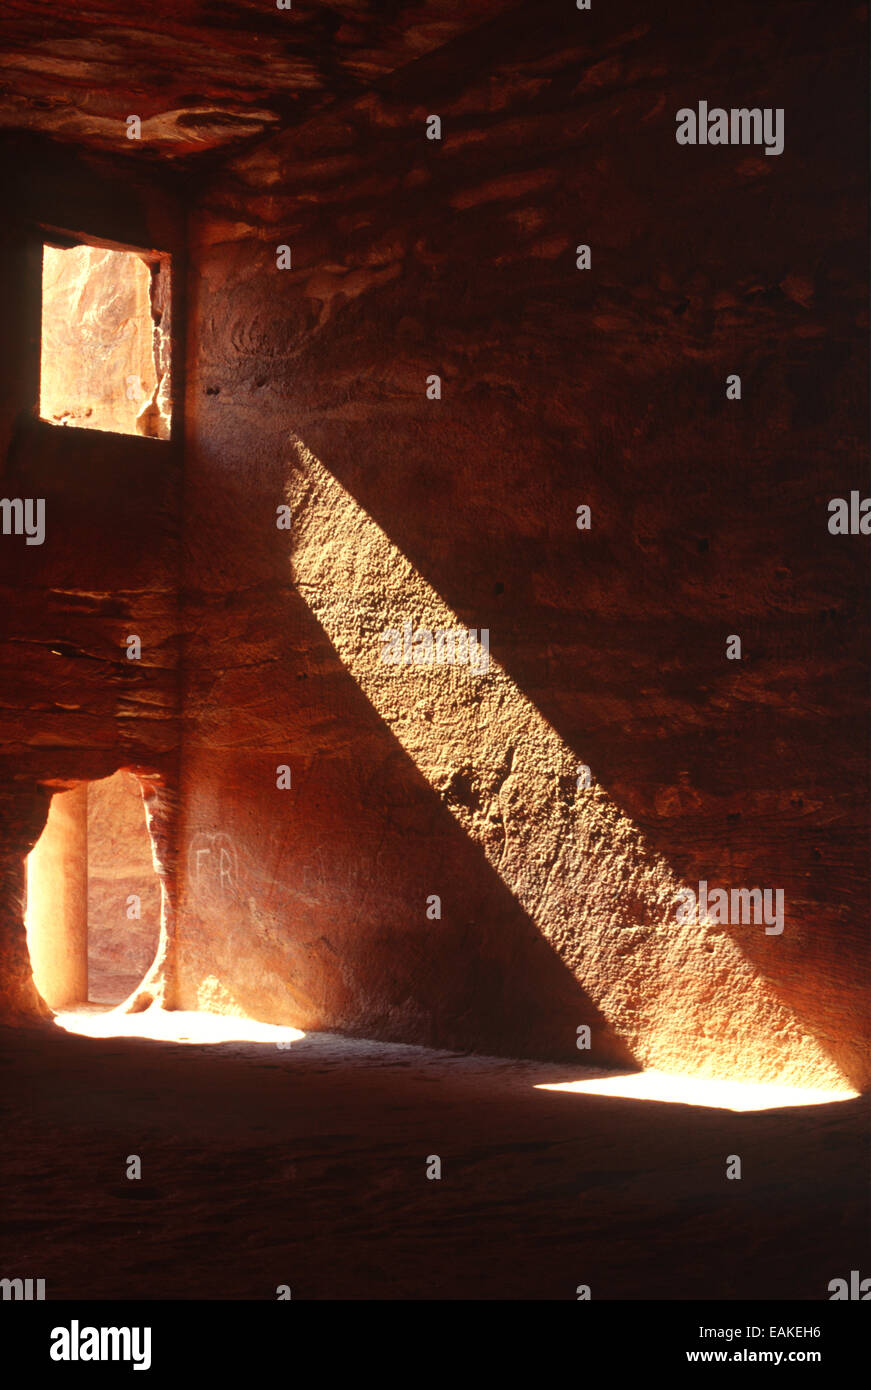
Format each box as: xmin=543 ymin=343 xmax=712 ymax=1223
xmin=0 ymin=0 xmax=521 ymax=161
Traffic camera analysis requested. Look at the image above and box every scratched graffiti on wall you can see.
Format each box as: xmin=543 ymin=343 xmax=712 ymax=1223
xmin=188 ymin=832 xmax=238 ymax=900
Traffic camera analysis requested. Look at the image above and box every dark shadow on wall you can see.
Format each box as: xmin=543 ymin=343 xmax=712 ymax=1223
xmin=177 ymin=408 xmax=859 ymax=1085
xmin=176 ymin=574 xmax=637 ymax=1066
xmin=178 ymin=0 xmax=868 ymax=1083
xmin=283 ymin=407 xmax=870 ymax=1091
xmin=285 ymin=443 xmax=869 ymax=1089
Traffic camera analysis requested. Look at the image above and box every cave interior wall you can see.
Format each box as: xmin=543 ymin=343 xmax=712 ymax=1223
xmin=0 ymin=0 xmax=868 ymax=1088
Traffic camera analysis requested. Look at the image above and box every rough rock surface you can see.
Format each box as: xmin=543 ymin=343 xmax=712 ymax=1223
xmin=180 ymin=0 xmax=869 ymax=1086
xmin=0 ymin=2 xmax=867 ymax=1091
xmin=87 ymin=770 xmax=161 ymax=1003
xmin=0 ymin=1020 xmax=867 ymax=1299
xmin=0 ymin=1 xmax=521 ymax=161
xmin=0 ymin=137 xmax=183 ymax=1021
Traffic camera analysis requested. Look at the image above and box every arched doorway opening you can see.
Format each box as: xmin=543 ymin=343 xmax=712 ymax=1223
xmin=25 ymin=770 xmax=161 ymax=1012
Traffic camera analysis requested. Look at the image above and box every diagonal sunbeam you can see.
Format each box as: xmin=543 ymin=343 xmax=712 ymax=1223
xmin=286 ymin=438 xmax=851 ymax=1091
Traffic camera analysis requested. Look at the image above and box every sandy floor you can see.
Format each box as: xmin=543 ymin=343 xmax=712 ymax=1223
xmin=1 ymin=1009 xmax=867 ymax=1300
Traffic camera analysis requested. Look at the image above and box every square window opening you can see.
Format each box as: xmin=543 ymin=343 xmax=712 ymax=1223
xmin=39 ymin=239 xmax=171 ymax=439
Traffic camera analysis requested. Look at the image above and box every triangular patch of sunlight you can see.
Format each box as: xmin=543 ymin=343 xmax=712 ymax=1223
xmin=283 ymin=438 xmax=852 ymax=1092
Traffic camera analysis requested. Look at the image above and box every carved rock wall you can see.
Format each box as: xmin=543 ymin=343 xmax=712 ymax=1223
xmin=0 ymin=4 xmax=867 ymax=1087
xmin=87 ymin=770 xmax=161 ymax=1003
xmin=0 ymin=135 xmax=183 ymax=1020
xmin=180 ymin=0 xmax=869 ymax=1084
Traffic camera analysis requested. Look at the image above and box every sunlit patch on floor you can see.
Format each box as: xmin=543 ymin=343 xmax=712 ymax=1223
xmin=535 ymin=1070 xmax=859 ymax=1111
xmin=53 ymin=1005 xmax=306 ymax=1047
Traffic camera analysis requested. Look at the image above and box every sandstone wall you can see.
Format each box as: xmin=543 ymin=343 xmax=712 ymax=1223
xmin=1 ymin=4 xmax=867 ymax=1087
xmin=180 ymin=0 xmax=869 ymax=1086
xmin=0 ymin=134 xmax=183 ymax=1019
xmin=87 ymin=769 xmax=161 ymax=1003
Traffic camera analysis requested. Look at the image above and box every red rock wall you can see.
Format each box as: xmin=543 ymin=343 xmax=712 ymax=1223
xmin=0 ymin=134 xmax=184 ymax=1019
xmin=181 ymin=1 xmax=870 ymax=1084
xmin=87 ymin=770 xmax=161 ymax=1003
xmin=1 ymin=4 xmax=867 ymax=1088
